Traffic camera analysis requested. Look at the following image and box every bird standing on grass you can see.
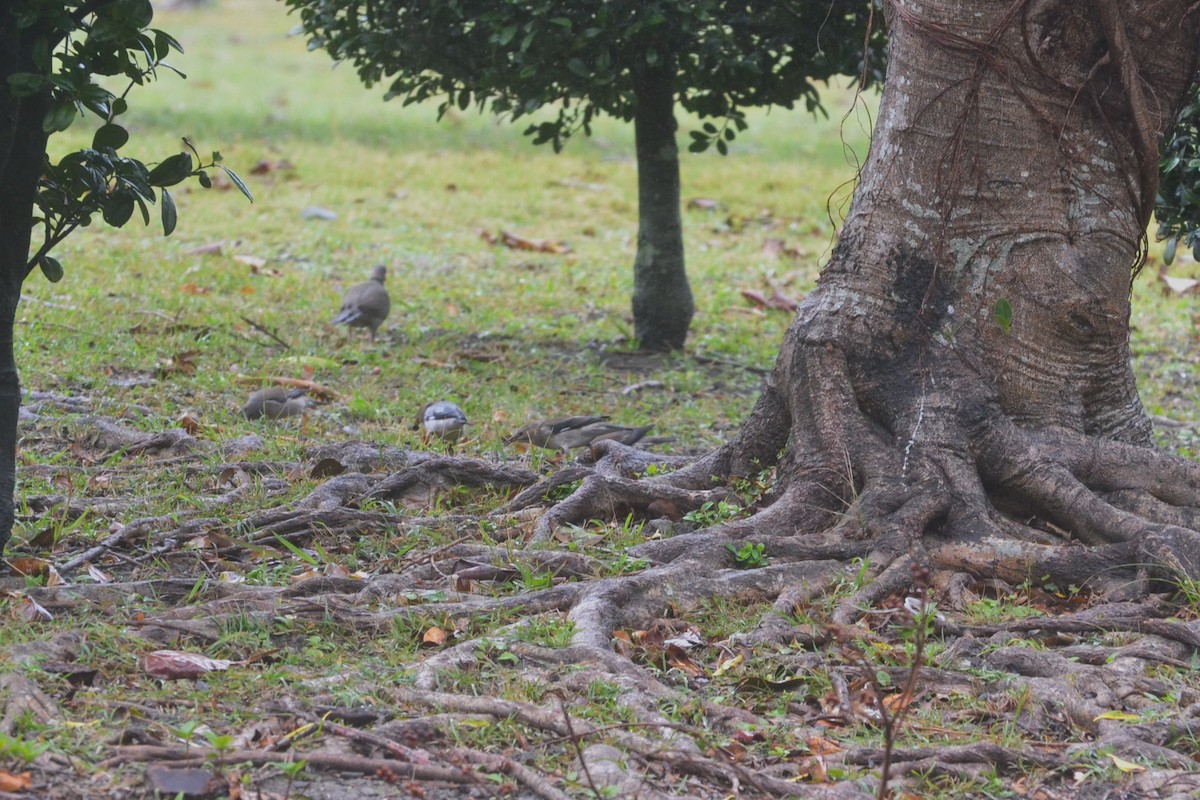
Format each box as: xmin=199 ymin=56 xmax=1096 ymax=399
xmin=503 ymin=416 xmax=660 ymax=451
xmin=333 ymin=264 xmax=390 ymax=341
xmin=242 ymin=387 xmax=309 ymax=420
xmin=415 ymin=401 xmax=469 ymax=446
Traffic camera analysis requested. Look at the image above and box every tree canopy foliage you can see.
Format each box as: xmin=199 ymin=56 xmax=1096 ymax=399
xmin=1157 ymin=89 xmax=1200 ymax=265
xmin=284 ymin=0 xmax=884 ymax=152
xmin=8 ymin=0 xmax=251 ymax=284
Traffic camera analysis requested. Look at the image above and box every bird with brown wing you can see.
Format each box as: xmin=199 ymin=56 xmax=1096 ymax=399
xmin=332 ymin=264 xmax=390 ymax=341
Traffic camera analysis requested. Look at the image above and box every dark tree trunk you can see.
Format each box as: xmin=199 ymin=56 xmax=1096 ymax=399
xmin=0 ymin=9 xmax=50 ymax=560
xmin=669 ymin=0 xmax=1200 ymax=595
xmin=630 ymin=61 xmax=694 ymax=352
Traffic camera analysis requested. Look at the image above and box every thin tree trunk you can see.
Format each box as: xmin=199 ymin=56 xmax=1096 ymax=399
xmin=0 ymin=10 xmax=50 ymax=559
xmin=631 ymin=60 xmax=694 ymax=352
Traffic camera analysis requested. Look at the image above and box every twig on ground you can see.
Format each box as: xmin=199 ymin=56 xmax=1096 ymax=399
xmin=102 ymin=745 xmax=478 ymax=784
xmin=239 ymin=316 xmax=291 ymax=349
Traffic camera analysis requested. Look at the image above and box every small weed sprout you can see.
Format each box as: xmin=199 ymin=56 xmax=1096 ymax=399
xmin=170 ymin=720 xmax=202 ymax=753
xmin=683 ymin=500 xmax=742 ymax=527
xmin=726 ymin=541 xmax=767 ymax=568
xmin=270 ymin=759 xmax=308 ymax=799
xmin=0 ymin=732 xmax=49 ymax=762
xmin=730 ymin=464 xmax=774 ymax=503
xmin=544 ymin=479 xmax=583 ymax=502
xmin=515 ymin=564 xmax=557 ymax=591
xmin=204 ymin=731 xmax=236 ymax=753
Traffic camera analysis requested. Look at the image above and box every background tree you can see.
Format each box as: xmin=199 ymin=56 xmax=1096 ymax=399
xmin=1156 ymin=89 xmax=1200 ymax=265
xmin=283 ymin=0 xmax=881 ymax=351
xmin=0 ymin=0 xmax=248 ymax=560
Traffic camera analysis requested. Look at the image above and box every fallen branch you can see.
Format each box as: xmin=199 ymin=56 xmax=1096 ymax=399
xmin=102 ymin=745 xmax=477 ymax=784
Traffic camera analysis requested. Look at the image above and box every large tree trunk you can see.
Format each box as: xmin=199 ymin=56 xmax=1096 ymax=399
xmin=630 ymin=61 xmax=694 ymax=352
xmin=0 ymin=10 xmax=48 ymax=560
xmin=670 ymin=0 xmax=1200 ymax=594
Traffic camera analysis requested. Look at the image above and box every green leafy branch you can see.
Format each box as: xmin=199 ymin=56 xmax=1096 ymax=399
xmin=13 ymin=0 xmax=252 ymax=282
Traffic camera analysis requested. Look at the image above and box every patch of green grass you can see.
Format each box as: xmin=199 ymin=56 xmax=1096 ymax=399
xmin=962 ymin=597 xmax=1044 ymax=625
xmin=690 ymin=595 xmax=767 ymax=641
xmin=513 ymin=614 xmax=576 ymax=649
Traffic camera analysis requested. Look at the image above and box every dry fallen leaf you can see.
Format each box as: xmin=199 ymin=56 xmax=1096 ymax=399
xmin=1106 ymin=753 xmax=1145 ymax=773
xmin=143 ymin=650 xmax=234 ymax=680
xmin=8 ymin=557 xmax=50 ymax=578
xmin=158 ymin=351 xmax=200 ymax=377
xmin=1161 ymin=273 xmax=1199 ymax=294
xmin=310 ymin=458 xmax=346 ymax=479
xmin=805 ymin=735 xmax=844 ymax=755
xmin=665 ymin=643 xmax=706 ymax=677
xmin=16 ymin=595 xmax=53 ymax=622
xmin=187 ymin=240 xmax=225 ymax=256
xmin=249 ymin=159 xmax=294 ymax=175
xmin=422 ymin=627 xmax=448 ymax=646
xmin=0 ymin=771 xmax=32 ymax=792
xmin=495 ymin=229 xmax=572 ymax=254
xmin=175 ymin=411 xmax=202 ymax=435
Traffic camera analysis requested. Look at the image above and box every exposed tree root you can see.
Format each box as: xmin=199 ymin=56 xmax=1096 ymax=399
xmin=528 ymin=470 xmax=740 ymax=543
xmin=15 ymin=390 xmax=1200 ymax=799
xmin=0 ymin=673 xmax=59 ymax=735
xmin=103 ymin=744 xmax=478 ymax=784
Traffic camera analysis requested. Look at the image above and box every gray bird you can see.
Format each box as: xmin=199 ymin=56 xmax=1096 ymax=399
xmin=242 ymin=387 xmax=309 ymax=420
xmin=504 ymin=416 xmax=659 ymax=451
xmin=332 ymin=264 xmax=390 ymax=340
xmin=414 ymin=400 xmax=468 ymax=445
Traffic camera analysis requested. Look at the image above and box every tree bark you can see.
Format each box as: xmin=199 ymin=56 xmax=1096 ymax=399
xmin=700 ymin=0 xmax=1200 ymax=591
xmin=631 ymin=60 xmax=694 ymax=352
xmin=0 ymin=9 xmax=49 ymax=559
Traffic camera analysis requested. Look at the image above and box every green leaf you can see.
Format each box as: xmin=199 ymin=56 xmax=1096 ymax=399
xmin=160 ymin=188 xmax=177 ymax=236
xmin=102 ymin=195 xmax=135 ymax=227
xmin=1094 ymin=710 xmax=1140 ymax=722
xmin=216 ymin=165 xmax=253 ymax=203
xmin=994 ymin=297 xmax=1013 ymax=334
xmin=42 ymin=99 xmax=77 ymax=133
xmin=7 ymin=73 xmax=45 ymax=97
xmin=38 ymin=256 xmax=64 ymax=283
xmin=153 ymin=29 xmax=184 ymax=59
xmin=1164 ymin=237 xmax=1178 ymax=265
xmin=93 ymin=123 xmax=129 ymax=150
xmin=146 ymin=152 xmax=193 ymax=186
